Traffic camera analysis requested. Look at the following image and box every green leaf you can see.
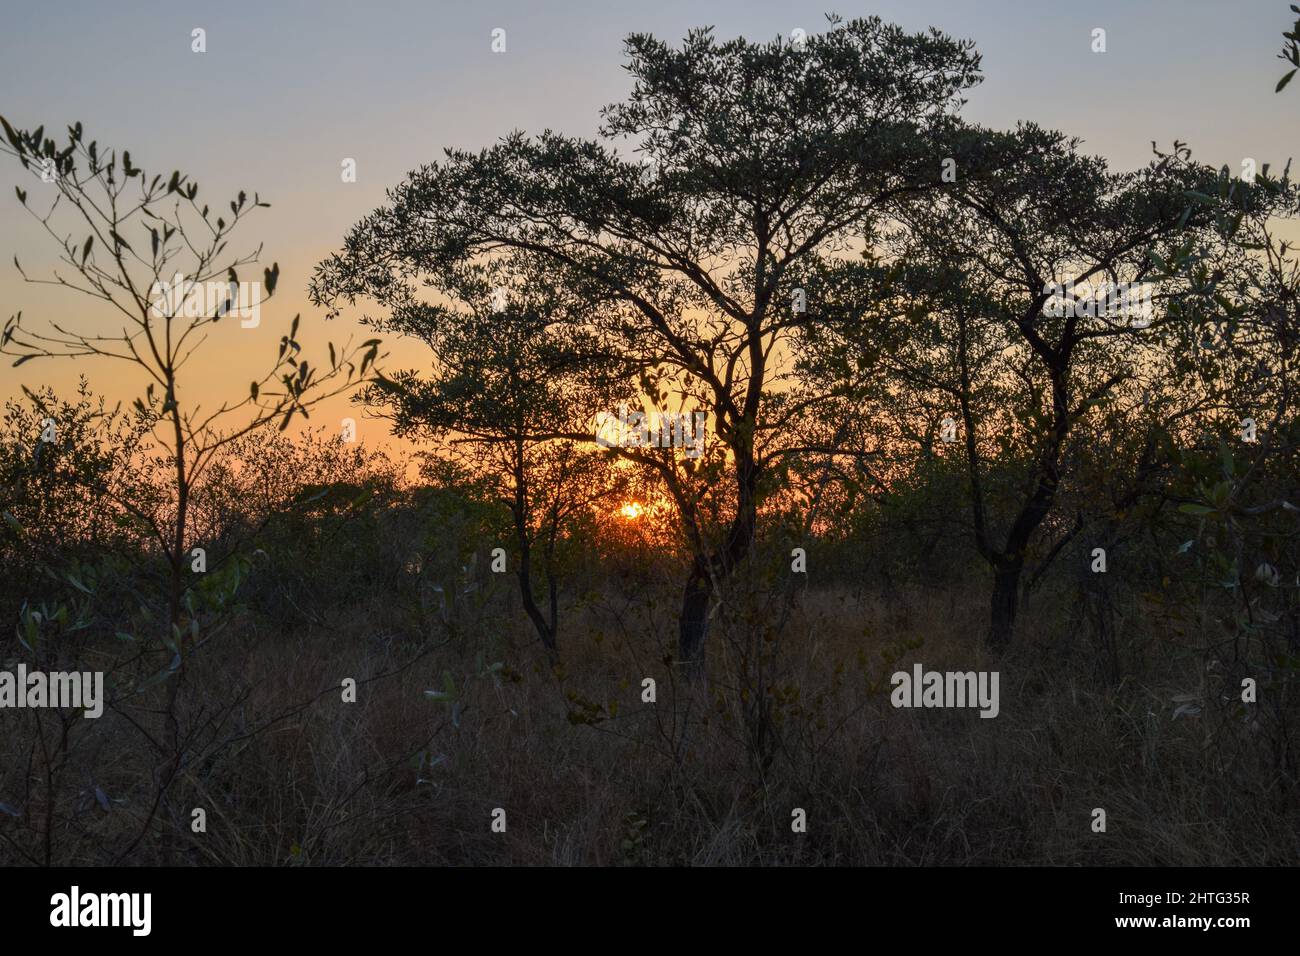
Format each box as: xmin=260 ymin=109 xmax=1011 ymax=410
xmin=1277 ymin=68 xmax=1297 ymax=93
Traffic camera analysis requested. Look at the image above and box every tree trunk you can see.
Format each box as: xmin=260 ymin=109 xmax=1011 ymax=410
xmin=989 ymin=560 xmax=1022 ymax=649
xmin=678 ymin=557 xmax=712 ymax=676
xmin=510 ymin=451 xmax=556 ymax=653
xmin=987 ymin=434 xmax=1064 ymax=648
xmin=515 ymin=537 xmax=556 ymax=652
xmin=677 ymin=440 xmax=762 ymax=675
xmin=168 ymin=395 xmax=188 ymax=647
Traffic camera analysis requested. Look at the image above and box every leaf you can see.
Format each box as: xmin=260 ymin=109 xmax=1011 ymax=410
xmin=0 ymin=115 xmax=24 ymax=152
xmin=1178 ymin=503 xmax=1215 ymax=516
xmin=136 ymin=656 xmax=181 ymax=691
xmin=1277 ymin=68 xmax=1297 ymax=93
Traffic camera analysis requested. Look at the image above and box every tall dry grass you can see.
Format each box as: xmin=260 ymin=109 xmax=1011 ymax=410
xmin=6 ymin=571 xmax=1293 ymax=866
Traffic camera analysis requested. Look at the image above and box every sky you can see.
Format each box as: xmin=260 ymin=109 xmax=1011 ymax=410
xmin=0 ymin=0 xmax=1295 ymax=450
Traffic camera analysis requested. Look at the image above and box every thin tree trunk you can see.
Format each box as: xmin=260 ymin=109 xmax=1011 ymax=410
xmin=989 ymin=560 xmax=1023 ymax=648
xmin=510 ymin=446 xmax=556 ymax=653
xmin=677 ymin=455 xmax=759 ymax=676
xmin=678 ymin=556 xmax=712 ymax=674
xmin=513 ymin=515 xmax=556 ymax=652
xmin=168 ymin=395 xmax=188 ymax=649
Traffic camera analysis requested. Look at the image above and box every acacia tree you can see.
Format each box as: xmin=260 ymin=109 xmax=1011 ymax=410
xmin=311 ymin=16 xmax=983 ymax=672
xmin=0 ymin=117 xmax=381 ymax=653
xmin=804 ymin=124 xmax=1226 ymax=645
xmin=358 ymin=257 xmax=628 ymax=652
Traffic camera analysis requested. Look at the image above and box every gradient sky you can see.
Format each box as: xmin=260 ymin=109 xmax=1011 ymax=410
xmin=1 ymin=0 xmax=1295 ymax=448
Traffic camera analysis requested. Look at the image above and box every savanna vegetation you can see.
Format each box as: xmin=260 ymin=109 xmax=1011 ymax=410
xmin=1 ymin=14 xmax=1298 ymax=865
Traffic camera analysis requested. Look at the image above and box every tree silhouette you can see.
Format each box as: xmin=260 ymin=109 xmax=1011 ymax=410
xmin=358 ymin=256 xmax=628 ymax=651
xmin=804 ymin=125 xmax=1236 ymax=644
xmin=0 ymin=118 xmax=380 ymax=650
xmin=311 ymin=15 xmax=983 ymax=673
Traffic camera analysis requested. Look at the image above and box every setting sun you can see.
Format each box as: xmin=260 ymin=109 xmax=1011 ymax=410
xmin=618 ymin=502 xmax=645 ymax=521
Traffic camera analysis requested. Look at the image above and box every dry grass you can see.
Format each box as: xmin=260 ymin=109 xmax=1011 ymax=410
xmin=2 ymin=577 xmax=1296 ymax=866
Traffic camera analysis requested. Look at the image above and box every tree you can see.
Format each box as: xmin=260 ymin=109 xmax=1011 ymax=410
xmin=359 ymin=260 xmax=627 ymax=652
xmin=0 ymin=118 xmax=391 ymax=861
xmin=805 ymin=125 xmax=1224 ymax=645
xmin=311 ymin=15 xmax=983 ymax=673
xmin=0 ymin=117 xmax=381 ymax=651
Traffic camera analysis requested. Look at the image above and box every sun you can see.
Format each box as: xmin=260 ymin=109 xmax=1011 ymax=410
xmin=618 ymin=501 xmax=645 ymax=521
